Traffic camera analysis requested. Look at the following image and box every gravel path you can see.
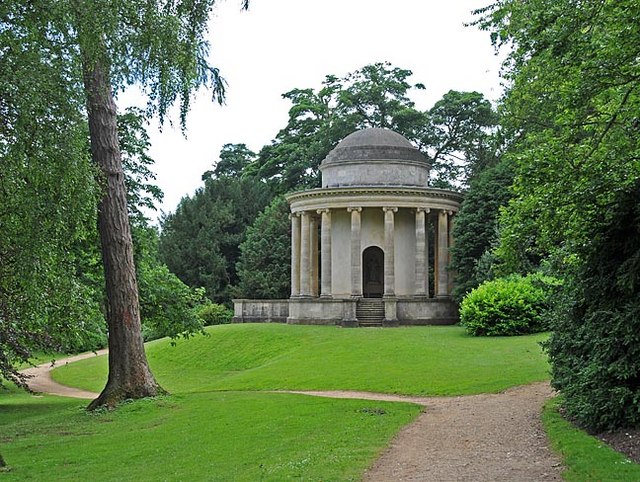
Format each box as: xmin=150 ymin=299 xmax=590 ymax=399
xmin=289 ymin=383 xmax=563 ymax=481
xmin=20 ymin=350 xmax=105 ymax=399
xmin=23 ymin=354 xmax=563 ymax=480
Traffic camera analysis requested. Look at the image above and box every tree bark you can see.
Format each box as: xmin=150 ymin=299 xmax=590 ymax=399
xmin=81 ymin=55 xmax=164 ymax=410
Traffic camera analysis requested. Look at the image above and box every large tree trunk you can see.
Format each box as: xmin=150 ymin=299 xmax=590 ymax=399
xmin=82 ymin=56 xmax=164 ymax=410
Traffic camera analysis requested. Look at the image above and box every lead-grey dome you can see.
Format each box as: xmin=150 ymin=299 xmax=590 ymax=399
xmin=320 ymin=128 xmax=431 ymax=188
xmin=322 ymin=128 xmax=428 ymax=165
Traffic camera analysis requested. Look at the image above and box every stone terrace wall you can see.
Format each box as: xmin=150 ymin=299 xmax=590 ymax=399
xmin=232 ymin=299 xmax=289 ymax=323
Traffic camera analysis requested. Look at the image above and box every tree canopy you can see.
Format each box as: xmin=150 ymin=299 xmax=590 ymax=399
xmin=159 ymin=174 xmax=273 ymax=303
xmin=235 ymin=197 xmax=291 ymax=299
xmin=1 ymin=1 xmax=247 ymax=408
xmin=1 ymin=2 xmax=98 ymax=387
xmin=246 ymin=62 xmax=497 ymax=192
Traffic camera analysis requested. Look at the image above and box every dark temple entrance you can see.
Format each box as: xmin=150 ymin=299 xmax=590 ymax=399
xmin=363 ymin=246 xmax=384 ymax=298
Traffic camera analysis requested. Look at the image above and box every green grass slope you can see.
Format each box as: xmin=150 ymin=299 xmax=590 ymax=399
xmin=52 ymin=324 xmax=550 ymax=395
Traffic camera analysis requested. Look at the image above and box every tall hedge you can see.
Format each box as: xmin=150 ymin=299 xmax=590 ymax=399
xmin=545 ymin=184 xmax=640 ymax=431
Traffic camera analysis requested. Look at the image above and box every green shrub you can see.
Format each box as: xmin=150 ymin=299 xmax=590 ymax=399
xmin=545 ymin=182 xmax=640 ymax=431
xmin=460 ymin=273 xmax=559 ymax=336
xmin=197 ymin=303 xmax=233 ymax=326
xmin=138 ymin=264 xmax=205 ymax=342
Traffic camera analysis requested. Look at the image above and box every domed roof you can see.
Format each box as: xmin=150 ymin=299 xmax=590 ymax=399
xmin=322 ymin=128 xmax=428 ymax=165
xmin=319 ymin=128 xmax=431 ymax=188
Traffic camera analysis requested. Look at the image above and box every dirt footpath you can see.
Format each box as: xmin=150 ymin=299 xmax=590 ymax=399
xmin=291 ymin=382 xmax=562 ymax=481
xmin=20 ymin=350 xmax=105 ymax=399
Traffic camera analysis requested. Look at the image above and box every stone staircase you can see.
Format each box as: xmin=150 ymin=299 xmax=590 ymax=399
xmin=356 ymin=298 xmax=384 ymax=327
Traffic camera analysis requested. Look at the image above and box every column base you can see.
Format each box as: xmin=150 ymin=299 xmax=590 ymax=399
xmin=383 ymin=295 xmax=397 ymax=322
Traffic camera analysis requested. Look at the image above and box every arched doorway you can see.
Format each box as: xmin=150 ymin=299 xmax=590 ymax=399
xmin=363 ymin=246 xmax=384 ymax=298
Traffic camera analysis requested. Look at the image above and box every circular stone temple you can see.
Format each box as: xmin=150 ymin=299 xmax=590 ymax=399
xmin=233 ymin=127 xmax=463 ymax=326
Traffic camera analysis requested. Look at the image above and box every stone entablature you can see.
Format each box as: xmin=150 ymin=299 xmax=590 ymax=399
xmin=286 ymin=186 xmax=463 ymax=213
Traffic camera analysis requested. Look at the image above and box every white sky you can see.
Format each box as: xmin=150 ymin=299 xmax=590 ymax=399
xmin=122 ymin=0 xmax=504 ymax=221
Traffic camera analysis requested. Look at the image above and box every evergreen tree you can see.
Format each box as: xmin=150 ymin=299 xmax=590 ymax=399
xmin=545 ymin=182 xmax=640 ymax=430
xmin=236 ymin=197 xmax=291 ymax=299
xmin=159 ymin=176 xmax=273 ymax=303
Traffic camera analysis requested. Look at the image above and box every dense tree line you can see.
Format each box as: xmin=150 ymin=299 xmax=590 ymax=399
xmin=449 ymin=159 xmax=515 ymax=301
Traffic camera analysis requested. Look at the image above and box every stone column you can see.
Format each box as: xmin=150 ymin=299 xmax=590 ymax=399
xmin=290 ymin=212 xmax=301 ymax=297
xmin=448 ymin=211 xmax=456 ymax=295
xmin=415 ymin=208 xmax=429 ymax=296
xmin=310 ymin=215 xmax=319 ymax=297
xmin=383 ymin=207 xmax=397 ymax=296
xmin=348 ymin=207 xmax=362 ymax=297
xmin=300 ymin=211 xmax=311 ymax=296
xmin=426 ymin=211 xmax=431 ymax=297
xmin=436 ymin=209 xmax=449 ymax=297
xmin=318 ymin=208 xmax=332 ymax=297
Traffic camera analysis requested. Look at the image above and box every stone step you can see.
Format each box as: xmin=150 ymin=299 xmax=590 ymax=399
xmin=356 ymin=299 xmax=384 ymax=327
xmin=358 ymin=321 xmax=383 ymax=327
xmin=356 ymin=310 xmax=384 ymax=316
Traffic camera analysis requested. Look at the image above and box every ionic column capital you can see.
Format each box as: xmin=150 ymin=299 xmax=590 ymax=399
xmin=317 ymin=208 xmax=331 ymax=215
xmin=416 ymin=207 xmax=431 ymax=214
xmin=347 ymin=206 xmax=362 ymax=213
xmin=382 ymin=206 xmax=398 ymax=213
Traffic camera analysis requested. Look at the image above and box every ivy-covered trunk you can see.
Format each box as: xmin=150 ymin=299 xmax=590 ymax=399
xmin=82 ymin=54 xmax=164 ymax=409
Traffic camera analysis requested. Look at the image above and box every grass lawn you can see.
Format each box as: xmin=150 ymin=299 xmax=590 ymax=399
xmin=52 ymin=324 xmax=550 ymax=395
xmin=0 ymin=385 xmax=419 ymax=481
xmin=2 ymin=324 xmax=553 ymax=481
xmin=543 ymin=398 xmax=640 ymax=481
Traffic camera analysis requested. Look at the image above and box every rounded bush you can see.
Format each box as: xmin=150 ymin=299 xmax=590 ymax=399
xmin=197 ymin=303 xmax=233 ymax=326
xmin=460 ymin=274 xmax=558 ymax=336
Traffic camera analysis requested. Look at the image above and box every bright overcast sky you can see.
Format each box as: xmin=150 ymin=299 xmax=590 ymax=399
xmin=122 ymin=0 xmax=504 ymax=221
